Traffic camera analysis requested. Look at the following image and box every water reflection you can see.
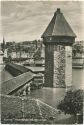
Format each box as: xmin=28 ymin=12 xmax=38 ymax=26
xmin=72 ymin=68 xmax=84 ymax=90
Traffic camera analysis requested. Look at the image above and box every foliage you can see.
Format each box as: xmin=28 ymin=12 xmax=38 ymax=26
xmin=57 ymin=89 xmax=83 ymax=115
xmin=33 ymin=48 xmax=41 ymax=60
xmin=1 ymin=43 xmax=5 ymax=52
xmin=72 ymin=43 xmax=83 ymax=57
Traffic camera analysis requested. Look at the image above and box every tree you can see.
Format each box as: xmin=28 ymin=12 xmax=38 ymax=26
xmin=33 ymin=48 xmax=41 ymax=60
xmin=1 ymin=42 xmax=5 ymax=53
xmin=57 ymin=89 xmax=83 ymax=123
xmin=72 ymin=43 xmax=83 ymax=57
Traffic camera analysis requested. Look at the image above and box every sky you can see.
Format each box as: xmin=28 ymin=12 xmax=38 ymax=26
xmin=1 ymin=1 xmax=84 ymax=42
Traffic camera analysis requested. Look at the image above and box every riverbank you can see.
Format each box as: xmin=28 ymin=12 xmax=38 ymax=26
xmin=72 ymin=57 xmax=84 ymax=69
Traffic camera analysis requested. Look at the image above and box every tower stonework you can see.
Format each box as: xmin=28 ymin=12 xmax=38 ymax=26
xmin=41 ymin=8 xmax=76 ymax=87
xmin=65 ymin=46 xmax=72 ymax=88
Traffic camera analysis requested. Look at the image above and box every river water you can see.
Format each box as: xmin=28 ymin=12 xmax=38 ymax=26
xmin=72 ymin=68 xmax=84 ymax=90
xmin=29 ymin=67 xmax=84 ymax=108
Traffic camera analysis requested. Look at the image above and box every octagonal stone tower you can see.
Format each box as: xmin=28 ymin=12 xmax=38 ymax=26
xmin=41 ymin=8 xmax=76 ymax=88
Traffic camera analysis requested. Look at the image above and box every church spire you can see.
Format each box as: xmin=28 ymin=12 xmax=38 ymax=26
xmin=3 ymin=37 xmax=5 ymax=44
xmin=2 ymin=37 xmax=6 ymax=53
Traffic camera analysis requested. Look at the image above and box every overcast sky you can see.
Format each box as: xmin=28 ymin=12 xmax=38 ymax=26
xmin=1 ymin=1 xmax=84 ymax=42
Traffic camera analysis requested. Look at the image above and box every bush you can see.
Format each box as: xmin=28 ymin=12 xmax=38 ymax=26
xmin=57 ymin=89 xmax=83 ymax=116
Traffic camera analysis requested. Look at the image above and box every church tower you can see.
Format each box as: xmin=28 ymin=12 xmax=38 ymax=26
xmin=2 ymin=37 xmax=6 ymax=53
xmin=41 ymin=8 xmax=76 ymax=88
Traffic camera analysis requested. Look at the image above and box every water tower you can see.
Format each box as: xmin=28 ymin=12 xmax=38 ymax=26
xmin=41 ymin=8 xmax=76 ymax=88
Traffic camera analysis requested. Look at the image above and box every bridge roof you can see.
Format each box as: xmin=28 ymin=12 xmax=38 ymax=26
xmin=7 ymin=63 xmax=29 ymax=73
xmin=41 ymin=8 xmax=76 ymax=38
xmin=1 ymin=71 xmax=34 ymax=95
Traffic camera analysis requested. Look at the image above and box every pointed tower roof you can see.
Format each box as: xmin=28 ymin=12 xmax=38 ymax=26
xmin=3 ymin=37 xmax=5 ymax=43
xmin=3 ymin=37 xmax=6 ymax=47
xmin=2 ymin=37 xmax=6 ymax=52
xmin=41 ymin=8 xmax=76 ymax=38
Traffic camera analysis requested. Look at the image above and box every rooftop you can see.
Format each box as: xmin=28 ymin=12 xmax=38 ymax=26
xmin=42 ymin=8 xmax=76 ymax=38
xmin=1 ymin=71 xmax=34 ymax=95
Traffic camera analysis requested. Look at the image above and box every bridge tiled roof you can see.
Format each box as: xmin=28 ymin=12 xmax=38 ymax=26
xmin=7 ymin=63 xmax=29 ymax=73
xmin=1 ymin=71 xmax=34 ymax=95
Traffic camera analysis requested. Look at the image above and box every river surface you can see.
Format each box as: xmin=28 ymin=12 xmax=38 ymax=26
xmin=72 ymin=68 xmax=84 ymax=90
xmin=29 ymin=68 xmax=84 ymax=108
